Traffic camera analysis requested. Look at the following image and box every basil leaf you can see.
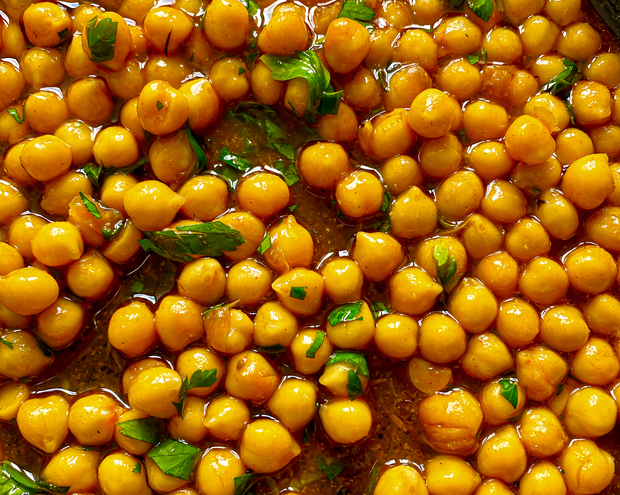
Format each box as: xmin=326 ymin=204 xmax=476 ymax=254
xmin=0 ymin=461 xmax=70 ymax=494
xmin=132 ymin=462 xmax=141 ymax=473
xmin=467 ymin=53 xmax=480 ymax=64
xmin=239 ymin=0 xmax=259 ymax=16
xmin=234 ymin=473 xmax=260 ymax=495
xmin=316 ymin=455 xmax=345 ymax=481
xmin=156 ymin=100 xmax=164 ymax=111
xmin=174 ymin=369 xmax=218 ymax=416
xmin=305 ymin=331 xmax=325 ymax=358
xmin=219 ymin=147 xmax=252 ymax=172
xmin=326 ymin=351 xmax=369 ymax=378
xmin=147 ymin=439 xmax=201 ymax=481
xmin=347 ymin=369 xmax=364 ymax=400
xmin=6 ymin=108 xmax=23 ymax=124
xmin=257 ymin=233 xmax=272 ymax=255
xmin=255 ymin=344 xmax=287 ymax=354
xmin=288 ymin=204 xmax=299 ymax=212
xmin=118 ymin=417 xmax=161 ymax=445
xmin=83 ymin=163 xmax=103 ymax=187
xmin=138 ymin=221 xmax=246 ymax=262
xmin=556 ymin=382 xmax=564 ymax=396
xmin=85 ymin=16 xmax=118 ymax=64
xmin=79 ymin=192 xmax=102 ymax=220
xmin=540 ymin=59 xmax=580 ymax=95
xmin=328 ymin=301 xmax=364 ymax=326
xmin=290 ymin=286 xmax=307 ymax=300
xmin=213 ymin=164 xmax=240 ymax=191
xmin=370 ymin=301 xmax=388 ymax=320
xmin=380 ymin=191 xmax=391 ymax=213
xmin=499 ymin=378 xmax=518 ymax=409
xmin=102 ymin=220 xmax=123 ymax=241
xmin=337 ymin=0 xmax=375 ymax=22
xmin=0 ymin=337 xmax=13 ymax=349
xmin=466 ymin=0 xmax=493 ymax=21
xmin=270 ymin=143 xmax=295 ymax=161
xmin=432 ymin=242 xmax=457 ymax=288
xmin=272 ymin=159 xmax=300 ymax=186
xmin=105 ymin=157 xmax=148 ymax=176
xmin=186 ymin=120 xmax=207 ymax=172
xmin=317 ymin=89 xmax=343 ymax=116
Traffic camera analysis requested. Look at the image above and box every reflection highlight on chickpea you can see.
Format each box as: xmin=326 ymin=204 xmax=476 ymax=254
xmin=0 ymin=0 xmax=620 ymax=491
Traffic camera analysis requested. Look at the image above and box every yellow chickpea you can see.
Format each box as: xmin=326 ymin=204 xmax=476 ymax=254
xmin=259 ymin=9 xmax=309 ymax=56
xmin=7 ymin=215 xmax=49 ymax=260
xmin=408 ymin=357 xmax=453 ymax=394
xmin=496 ymin=298 xmax=540 ymax=348
xmin=176 ymin=258 xmax=225 ymax=306
xmin=225 ymin=351 xmax=279 ymax=403
xmin=240 ymin=418 xmax=301 ymax=472
xmin=545 ymin=0 xmax=581 ymax=25
xmin=82 ymin=13 xmax=132 ymax=72
xmin=299 ymin=142 xmax=350 ymax=190
xmin=476 ymin=480 xmax=514 ymax=495
xmin=505 ymin=217 xmax=551 ymax=261
xmin=556 ymin=22 xmax=601 ymax=61
xmin=0 ymin=242 xmax=23 ymax=277
xmin=68 ymin=394 xmax=123 ymax=445
xmin=565 ymin=386 xmax=617 ymax=438
xmin=138 ymin=80 xmax=190 ymax=135
xmin=317 ymin=102 xmax=358 ymax=142
xmin=591 ymin=125 xmax=620 ymax=158
xmin=505 ymin=115 xmax=555 ymax=165
xmin=519 ymin=256 xmax=569 ymax=306
xmin=0 ymin=61 xmax=24 ymax=110
xmin=448 ymin=278 xmax=498 ymax=334
xmin=196 ymin=448 xmax=246 ymax=495
xmin=67 ymin=250 xmax=115 ymax=301
xmin=389 ymin=266 xmax=443 ymax=316
xmin=477 ymin=426 xmax=527 ymax=483
xmin=463 ymin=101 xmax=509 ymax=141
xmin=21 ymin=134 xmax=72 ymax=183
xmin=324 ymin=18 xmax=370 ymax=74
xmin=237 ymin=172 xmax=290 ymax=219
xmin=124 ymin=180 xmax=185 ymax=231
xmin=373 ymin=314 xmax=418 ymax=359
xmin=460 ymin=215 xmax=504 ymax=261
xmin=509 ymin=69 xmax=540 ymax=106
xmin=129 ymin=367 xmax=182 ymax=418
xmin=0 ymin=178 xmax=28 ymax=225
xmin=461 ymin=332 xmax=513 ymax=381
xmin=480 ymin=179 xmax=527 ymax=224
xmin=267 ymin=377 xmax=317 ymax=431
xmin=20 ymin=47 xmax=64 ymax=89
xmin=564 ymin=245 xmax=617 ymax=294
xmin=98 ymin=452 xmax=150 ymax=495
xmin=39 ymin=172 xmax=90 ymax=217
xmin=381 ymin=155 xmax=424 ymax=195
xmin=572 ymin=337 xmax=620 ymax=386
xmin=150 ymin=130 xmax=197 ymax=185
xmin=108 ymin=301 xmax=156 ymax=357
xmin=520 ymin=16 xmax=560 ymax=56
xmin=585 ymin=293 xmax=620 ymax=337
xmin=560 ymin=439 xmax=615 ymax=495
xmin=145 ymin=55 xmax=192 ymax=87
xmin=0 ymin=329 xmax=55 ymax=379
xmin=0 ymin=266 xmax=60 ymax=316
xmin=325 ymin=300 xmax=375 ymax=349
xmin=155 ymin=295 xmax=203 ymax=351
xmin=54 ymin=120 xmax=94 ymax=166
xmin=41 ymin=445 xmax=99 ymax=493
xmin=319 ymin=398 xmax=372 ymax=444
xmin=271 ymin=267 xmax=324 ymax=316
xmin=358 ymin=109 xmax=416 ymax=159
xmin=334 ymin=170 xmax=384 ymax=219
xmin=263 ymin=215 xmax=313 ymax=274
xmin=511 ymin=157 xmax=562 ymax=193
xmin=365 ymin=26 xmax=399 ymax=67
xmin=66 ymin=78 xmax=113 ymax=127
xmin=394 ymin=29 xmax=437 ymax=72
xmin=480 ymin=379 xmax=526 ymax=426
xmin=0 ymin=18 xmax=27 ymax=59
xmin=143 ymin=7 xmax=192 ymax=55
xmin=389 ymin=186 xmax=437 ymax=239
xmin=535 ymin=187 xmax=579 ymax=240
xmin=407 ymin=89 xmax=456 ymax=139
xmin=585 ymin=53 xmax=620 ymax=88
xmin=93 ymin=126 xmax=140 ymax=170
xmin=115 ymin=409 xmax=155 ymax=455
xmin=518 ymin=407 xmax=568 ymax=457
xmin=291 ymin=329 xmax=333 ymax=374
xmin=65 ymin=34 xmax=100 ymax=78
xmin=177 ymin=176 xmax=228 ymax=222
xmin=203 ymin=395 xmax=250 ymax=441
xmin=204 ymin=305 xmax=254 ymax=354
xmin=419 ymin=134 xmax=462 ymax=180
xmin=22 ymin=2 xmax=71 ymax=47
xmin=571 ymin=81 xmax=612 ymax=126
xmin=101 ymin=220 xmax=143 ymax=264
xmin=36 ymin=296 xmax=85 ymax=349
xmin=436 ymin=170 xmax=485 ymax=222
xmin=121 ymin=358 xmax=170 ymax=394
xmin=210 ymin=57 xmax=250 ymax=101
xmin=343 ymin=68 xmax=382 ymax=110
xmin=384 ymin=64 xmax=431 ymax=111
xmin=144 ymin=456 xmax=188 ymax=493
xmin=180 ymin=78 xmax=221 ymax=132
xmin=30 ymin=221 xmax=84 ymax=268
xmin=176 ymin=347 xmax=224 ymax=397
xmin=250 ymin=61 xmax=283 ymax=106
xmin=374 ymin=465 xmax=428 ymax=495
xmin=17 ymin=395 xmax=68 ymax=453
xmin=587 ymin=206 xmax=620 ymax=251
xmin=562 ymin=153 xmax=614 ymax=210
xmin=426 ymin=455 xmax=481 ymax=495
xmin=436 ymin=58 xmax=483 ymax=101
xmin=519 ymin=461 xmax=567 ymax=495
xmin=419 ymin=312 xmax=466 ymax=363
xmin=105 ymin=58 xmax=146 ymax=99
xmin=0 ymin=102 xmax=28 ymax=145
xmin=254 ymin=301 xmax=298 ymax=347
xmin=283 ymin=77 xmax=309 ymax=118
xmin=516 ymin=346 xmax=568 ymax=401
xmin=434 ymin=15 xmax=482 ymax=57
xmin=555 ymin=128 xmax=594 ymax=165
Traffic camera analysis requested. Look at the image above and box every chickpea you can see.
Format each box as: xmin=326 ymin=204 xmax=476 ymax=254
xmin=204 ymin=306 xmax=253 ymax=354
xmin=531 ymin=54 xmax=567 ymax=84
xmin=36 ymin=296 xmax=85 ymax=349
xmin=291 ymin=329 xmax=333 ymax=374
xmin=368 ymin=313 xmax=416 ymax=359
xmin=20 ymin=48 xmax=64 ymax=89
xmin=384 ymin=64 xmax=431 ymax=112
xmin=525 ymin=93 xmax=570 ymax=134
xmin=0 ymin=61 xmax=24 ymax=111
xmin=142 ymin=7 xmax=192 ymax=55
xmin=175 ymin=258 xmax=225 ymax=306
xmin=571 ymin=81 xmax=612 ymax=126
xmin=124 ymin=180 xmax=185 ymax=231
xmin=67 ymin=250 xmax=115 ymax=301
xmin=389 ymin=267 xmax=443 ymax=316
xmin=436 ymin=170 xmax=484 ymax=221
xmin=560 ymin=439 xmax=615 ymax=495
xmin=564 ymin=387 xmax=617 ymax=438
xmin=434 ymin=16 xmax=482 ymax=57
xmin=254 ymin=301 xmax=298 ymax=347
xmin=555 ymin=128 xmax=594 ymax=165
xmin=461 ymin=332 xmax=513 ymax=381
xmin=0 ymin=102 xmax=28 ymax=145
xmin=425 ymin=455 xmax=481 ymax=495
xmin=7 ymin=215 xmax=49 ymax=260
xmin=418 ymin=313 xmax=465 ymax=363
xmin=319 ymin=398 xmax=372 ymax=444
xmin=505 ymin=218 xmax=551 ymax=261
xmin=0 ymin=18 xmax=27 ymax=59
xmin=272 ymin=267 xmax=324 ymax=316
xmin=176 ymin=348 xmax=224 ymax=398
xmin=225 ymin=351 xmax=279 ymax=403
xmin=68 ymin=394 xmax=122 ymax=445
xmin=394 ymin=29 xmax=437 ymax=72
xmin=21 ymin=134 xmax=72 ymax=183
xmin=545 ymin=0 xmax=581 ymax=25
xmin=407 ymin=89 xmax=456 ymax=139
xmin=210 ymin=57 xmax=250 ymax=101
xmin=267 ymin=377 xmax=317 ymax=431
xmin=365 ymin=26 xmax=399 ymax=67
xmin=562 ymin=153 xmax=614 ymax=210
xmin=343 ymin=68 xmax=382 ymax=110
xmin=82 ymin=13 xmax=132 ymax=72
xmin=250 ymin=61 xmax=283 ymax=106
xmin=564 ymin=245 xmax=617 ymax=295
xmin=436 ymin=58 xmax=483 ymax=101
xmin=98 ymin=452 xmax=150 ymax=495
xmin=518 ymin=257 xmax=569 ymax=306
xmin=476 ymin=480 xmax=514 ymax=495
xmin=463 ymin=101 xmax=508 ymax=141
xmin=505 ymin=115 xmax=555 ymax=165
xmin=556 ymin=22 xmax=601 ymax=61
xmin=448 ymin=278 xmax=498 ymax=334
xmin=0 ymin=179 xmax=28 ymax=225
xmin=585 ymin=53 xmax=620 ymax=88
xmin=516 ymin=346 xmax=568 ymax=401
xmin=240 ymin=418 xmax=301 ymax=473
xmin=535 ymin=188 xmax=579 ymax=240
xmin=480 ymin=379 xmax=526 ymax=426
xmin=418 ymin=388 xmax=482 ymax=455
xmin=587 ymin=206 xmax=620 ymax=251
xmin=203 ymin=395 xmax=250 ymax=441
xmin=520 ymin=16 xmax=560 ymax=56
xmin=512 ymin=157 xmax=562 ymax=194
xmin=324 ymin=18 xmax=370 ymax=74
xmin=324 ymin=300 xmax=374 ymax=349
xmin=4 ymin=144 xmax=36 ymax=188
xmin=508 ymin=69 xmax=540 ymax=106
xmin=585 ymin=293 xmax=620 ymax=337
xmin=108 ymin=301 xmax=156 ymax=357
xmin=591 ymin=125 xmax=620 ymax=158
xmin=128 ymin=367 xmax=182 ymax=418
xmin=115 ymin=409 xmax=154 ymax=455
xmin=299 ymin=142 xmax=349 ymax=190
xmin=419 ymin=134 xmax=462 ymax=180
xmin=145 ymin=456 xmax=188 ymax=493
xmin=65 ymin=34 xmax=100 ymax=78
xmin=0 ymin=330 xmax=55 ymax=379
xmin=334 ymin=171 xmax=383 ymax=219
xmin=408 ymin=357 xmax=453 ymax=394
xmin=518 ymin=407 xmax=568 ymax=457
xmin=378 ymin=0 xmax=413 ymax=28
xmin=237 ymin=173 xmax=289 ymax=219
xmin=225 ymin=259 xmax=273 ymax=307
xmin=17 ymin=395 xmax=68 ymax=453
xmin=93 ymin=126 xmax=141 ymax=170
xmin=519 ymin=461 xmax=567 ymax=495
xmin=389 ymin=186 xmax=437 ymax=239
xmin=41 ymin=445 xmax=99 ymax=493
xmin=572 ymin=337 xmax=619 ymax=386
xmin=477 ymin=426 xmax=527 ymax=483
xmin=317 ymin=102 xmax=358 ymax=142
xmin=480 ymin=179 xmax=527 ymax=224
xmin=138 ymin=80 xmax=190 ymax=135
xmin=0 ymin=242 xmax=23 ymax=277
xmin=460 ymin=215 xmax=504 ymax=261
xmin=374 ymin=465 xmax=428 ymax=495
xmin=358 ymin=109 xmax=416 ymax=159
xmin=496 ymin=298 xmax=540 ymax=348
xmin=22 ymin=3 xmax=70 ymax=47
xmin=39 ymin=172 xmax=90 ymax=218
xmin=154 ymin=295 xmax=203 ymax=351
xmin=102 ymin=221 xmax=143 ymax=264
xmin=54 ymin=120 xmax=95 ymax=166
xmin=381 ymin=155 xmax=424 ymax=196
xmin=179 ymin=78 xmax=220 ymax=132
xmin=283 ymin=77 xmax=309 ymax=118
xmin=415 ymin=238 xmax=467 ymax=283
xmin=144 ymin=55 xmax=192 ymax=87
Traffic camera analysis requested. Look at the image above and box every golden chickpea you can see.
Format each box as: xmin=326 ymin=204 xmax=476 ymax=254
xmin=374 ymin=465 xmax=428 ymax=495
xmin=509 ymin=69 xmax=540 ymax=107
xmin=0 ymin=102 xmax=28 ymax=145
xmin=335 ymin=171 xmax=384 ymax=219
xmin=436 ymin=58 xmax=483 ymax=101
xmin=530 ymin=54 xmax=567 ymax=84
xmin=210 ymin=57 xmax=250 ymax=101
xmin=519 ymin=256 xmax=569 ymax=306
xmin=36 ymin=296 xmax=85 ymax=349
xmin=555 ymin=128 xmax=594 ymax=165
xmin=462 ymin=332 xmax=513 ymax=381
xmin=67 ymin=250 xmax=115 ymax=300
xmin=556 ymin=22 xmax=601 ymax=61
xmin=418 ymin=388 xmax=482 ymax=455
xmin=343 ymin=67 xmax=382 ymax=110
xmin=225 ymin=351 xmax=279 ymax=403
xmin=317 ymin=102 xmax=358 ymax=142
xmin=102 ymin=220 xmax=143 ymax=264
xmin=477 ymin=426 xmax=527 ymax=483
xmin=195 ymin=448 xmax=245 ymax=495
xmin=150 ymin=131 xmax=198 ymax=185
xmin=124 ymin=180 xmax=185 ymax=231
xmin=41 ymin=445 xmax=99 ymax=493
xmin=0 ymin=18 xmax=27 ymax=59
xmin=415 ymin=237 xmax=467 ymax=282
xmin=203 ymin=0 xmax=248 ymax=50
xmin=585 ymin=293 xmax=620 ymax=337
xmin=39 ymin=172 xmax=90 ymax=217
xmin=203 ymin=395 xmax=249 ymax=441
xmin=586 ymin=206 xmax=620 ymax=250
xmin=261 ymin=215 xmax=312 ymax=273
xmin=179 ymin=78 xmax=220 ymax=132
xmin=93 ymin=126 xmax=140 ymax=170
xmin=176 ymin=176 xmax=228 ymax=222
xmin=505 ymin=218 xmax=551 ymax=261
xmin=66 ymin=78 xmax=113 ymax=127
xmin=267 ymin=377 xmax=317 ymax=431
xmin=143 ymin=7 xmax=192 ymax=55
xmin=565 ymin=386 xmax=617 ymax=438
xmin=23 ymin=2 xmax=70 ymax=47
xmin=324 ymin=18 xmax=370 ymax=74
xmin=389 ymin=267 xmax=443 ymax=316
xmin=0 ymin=329 xmax=55 ymax=379
xmin=381 ymin=155 xmax=424 ymax=195
xmin=144 ymin=456 xmax=188 ymax=493
xmin=7 ymin=214 xmax=49 ymax=260
xmin=0 ymin=61 xmax=24 ymax=110
xmin=505 ymin=115 xmax=555 ymax=165
xmin=0 ymin=242 xmax=24 ymax=277
xmin=325 ymin=300 xmax=375 ymax=349
xmin=237 ymin=172 xmax=290 ymax=219
xmin=520 ymin=16 xmax=560 ymax=56
xmin=0 ymin=266 xmax=60 ymax=316
xmin=53 ymin=120 xmax=94 ymax=166
xmin=17 ymin=395 xmax=68 ymax=453
xmin=426 ymin=455 xmax=481 ymax=495
xmin=30 ymin=221 xmax=83 ymax=268
xmin=250 ymin=61 xmax=283 ymax=106
xmin=374 ymin=314 xmax=418 ymax=359
xmin=365 ymin=26 xmax=399 ymax=67
xmin=572 ymin=337 xmax=620 ymax=386
xmin=519 ymin=461 xmax=567 ymax=495
xmin=512 ymin=157 xmax=562 ymax=193
xmin=419 ymin=134 xmax=462 ymax=180
xmin=562 ymin=153 xmax=614 ymax=210
xmin=20 ymin=47 xmax=64 ymax=89
xmin=535 ymin=188 xmax=579 ymax=240
xmin=254 ymin=301 xmax=298 ymax=347
xmin=204 ymin=306 xmax=254 ymax=354
xmin=145 ymin=55 xmax=191 ymax=87
xmin=176 ymin=347 xmax=223 ymax=398
xmin=463 ymin=101 xmax=508 ymax=141
xmin=82 ymin=13 xmax=132 ymax=72
xmin=480 ymin=180 xmax=527 ymax=224
xmin=272 ymin=267 xmax=324 ymax=316
xmin=65 ymin=34 xmax=100 ymax=78
xmin=496 ymin=298 xmax=540 ymax=348
xmin=408 ymin=89 xmax=456 ymax=139
xmin=115 ymin=409 xmax=154 ymax=455
xmin=21 ymin=134 xmax=72 ymax=183
xmin=571 ymin=80 xmax=612 ymax=126
xmin=299 ymin=142 xmax=350 ymax=190
xmin=419 ymin=313 xmax=466 ymax=364
xmin=176 ymin=258 xmax=225 ymax=306
xmin=68 ymin=394 xmax=122 ymax=445
xmin=359 ymin=108 xmax=416 ymax=160
xmin=99 ymin=175 xmax=136 ymax=215
xmin=408 ymin=357 xmax=453 ymax=394
xmin=0 ymin=178 xmax=28 ymax=225
xmin=283 ymin=77 xmax=309 ymax=118
xmin=319 ymin=398 xmax=372 ymax=444
xmin=155 ymin=295 xmax=203 ymax=351
xmin=394 ymin=29 xmax=437 ymax=72
xmin=108 ymin=301 xmax=156 ymax=358
xmin=434 ymin=15 xmax=482 ymax=57
xmin=98 ymin=452 xmax=150 ymax=495
xmin=525 ymin=93 xmax=570 ymax=134
xmin=291 ymin=329 xmax=334 ymax=375
xmin=545 ymin=0 xmax=581 ymax=24
xmin=389 ymin=186 xmax=437 ymax=239
xmin=560 ymin=439 xmax=615 ymax=495
xmin=518 ymin=407 xmax=568 ymax=457
xmin=448 ymin=278 xmax=498 ymax=334
xmin=239 ymin=418 xmax=301 ymax=473
xmin=476 ymin=480 xmax=514 ymax=495
xmin=460 ymin=215 xmax=504 ymax=261
xmin=436 ymin=170 xmax=484 ymax=221
xmin=321 ymin=258 xmax=366 ymax=306
xmin=121 ymin=358 xmax=170 ymax=394
xmin=480 ymin=379 xmax=526 ymax=426
xmin=516 ymin=346 xmax=568 ymax=401
xmin=484 ymin=27 xmax=523 ymax=64
xmin=591 ymin=125 xmax=620 ymax=158
xmin=384 ymin=64 xmax=431 ymax=112
xmin=570 ymin=245 xmax=617 ymax=295
xmin=378 ymin=0 xmax=413 ymax=28
xmin=138 ymin=80 xmax=190 ymax=136
xmin=585 ymin=53 xmax=620 ymax=88
xmin=128 ymin=367 xmax=182 ymax=418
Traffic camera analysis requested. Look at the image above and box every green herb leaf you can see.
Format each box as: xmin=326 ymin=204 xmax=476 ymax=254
xmin=85 ymin=16 xmax=118 ymax=64
xmin=376 ymin=214 xmax=390 ymax=232
xmin=270 ymin=142 xmax=295 ymax=161
xmin=83 ymin=164 xmax=103 ymax=187
xmin=0 ymin=337 xmax=13 ymax=349
xmin=58 ymin=27 xmax=70 ymax=41
xmin=347 ymin=368 xmax=364 ymax=400
xmin=317 ymin=89 xmax=343 ymax=116
xmin=147 ymin=439 xmax=201 ymax=480
xmin=499 ymin=378 xmax=518 ymax=409
xmin=186 ymin=120 xmax=207 ymax=172
xmin=305 ymin=331 xmax=325 ymax=358
xmin=288 ymin=204 xmax=299 ymax=212
xmin=239 ymin=0 xmax=259 ymax=16
xmin=316 ymin=455 xmax=346 ymax=481
xmin=326 ymin=351 xmax=369 ymax=378
xmin=432 ymin=241 xmax=457 ymax=288
xmin=213 ymin=165 xmax=240 ymax=191
xmin=79 ymin=192 xmax=102 ymax=220
xmin=467 ymin=53 xmax=480 ymax=64
xmin=6 ymin=108 xmax=22 ymax=124
xmin=138 ymin=221 xmax=246 ymax=262
xmin=290 ymin=286 xmax=307 ymax=300
xmin=272 ymin=159 xmax=300 ymax=186
xmin=156 ymin=100 xmax=164 ymax=111
xmin=0 ymin=460 xmax=70 ymax=494
xmin=257 ymin=233 xmax=272 ymax=255
xmin=466 ymin=0 xmax=493 ymax=21
xmin=381 ymin=191 xmax=391 ymax=212
xmin=566 ymin=100 xmax=576 ymax=125
xmin=102 ymin=221 xmax=123 ymax=241
xmin=367 ymin=462 xmax=381 ymax=495
xmin=556 ymin=382 xmax=564 ymax=396
xmin=118 ymin=417 xmax=161 ymax=445
xmin=370 ymin=301 xmax=388 ymax=320
xmin=132 ymin=462 xmax=141 ymax=473
xmin=173 ymin=369 xmax=218 ymax=416
xmin=219 ymin=147 xmax=252 ymax=172
xmin=238 ymin=67 xmax=247 ymax=75
xmin=448 ymin=0 xmax=465 ymax=7
xmin=255 ymin=344 xmax=287 ymax=354
xmin=337 ymin=0 xmax=375 ymax=23
xmin=105 ymin=157 xmax=149 ymax=176
xmin=540 ymin=59 xmax=580 ymax=95
xmin=328 ymin=301 xmax=364 ymax=326
xmin=233 ymin=473 xmax=260 ymax=495
xmin=131 ymin=281 xmax=145 ymax=294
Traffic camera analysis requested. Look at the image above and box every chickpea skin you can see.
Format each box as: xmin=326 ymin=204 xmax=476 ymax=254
xmin=559 ymin=440 xmax=615 ymax=495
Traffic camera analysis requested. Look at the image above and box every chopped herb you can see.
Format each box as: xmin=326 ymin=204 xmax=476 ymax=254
xmin=376 ymin=214 xmax=390 ymax=232
xmin=102 ymin=221 xmax=123 ymax=241
xmin=448 ymin=0 xmax=465 ymax=6
xmin=233 ymin=473 xmax=260 ymax=495
xmin=378 ymin=70 xmax=388 ymax=91
xmin=467 ymin=0 xmax=493 ymax=21
xmin=566 ymin=101 xmax=576 ymax=125
xmin=370 ymin=301 xmax=388 ymax=320
xmin=202 ymin=300 xmax=239 ymax=316
xmin=560 ymin=468 xmax=566 ymax=474
xmin=58 ymin=27 xmax=70 ymax=41
xmin=328 ymin=301 xmax=364 ymax=326
xmin=347 ymin=369 xmax=364 ymax=400
xmin=118 ymin=417 xmax=161 ymax=445
xmin=257 ymin=233 xmax=272 ymax=255
xmin=288 ymin=204 xmax=299 ymax=212
xmin=326 ymin=351 xmax=369 ymax=378
xmin=556 ymin=383 xmax=564 ymax=396
xmin=381 ymin=191 xmax=391 ymax=212
xmin=79 ymin=192 xmax=102 ymax=220
xmin=131 ymin=281 xmax=145 ymax=294
xmin=238 ymin=67 xmax=247 ymax=75
xmin=316 ymin=455 xmax=346 ymax=480
xmin=270 ymin=142 xmax=295 ymax=161
xmin=132 ymin=462 xmax=141 ymax=473
xmin=540 ymin=59 xmax=580 ymax=95
xmin=419 ymin=26 xmax=434 ymax=33
xmin=219 ymin=147 xmax=252 ymax=172
xmin=367 ymin=462 xmax=381 ymax=495
xmin=106 ymin=157 xmax=149 ymax=176
xmin=147 ymin=439 xmax=201 ymax=480
xmin=499 ymin=378 xmax=519 ymax=409
xmin=0 ymin=338 xmax=13 ymax=349
xmin=173 ymin=369 xmax=218 ymax=416
xmin=530 ymin=186 xmax=542 ymax=196
xmin=338 ymin=0 xmax=375 ymax=22
xmin=6 ymin=108 xmax=22 ymax=124
xmin=290 ymin=286 xmax=307 ymax=300
xmin=239 ymin=0 xmax=259 ymax=16
xmin=83 ymin=163 xmax=103 ymax=187
xmin=213 ymin=164 xmax=240 ymax=191
xmin=306 ymin=331 xmax=325 ymax=358
xmin=255 ymin=344 xmax=287 ymax=354
xmin=317 ymin=87 xmax=344 ymax=115
xmin=36 ymin=340 xmax=53 ymax=358
xmin=432 ymin=241 xmax=457 ymax=288
xmin=156 ymin=100 xmax=164 ymax=111
xmin=138 ymin=221 xmax=246 ymax=262
xmin=186 ymin=121 xmax=207 ymax=172
xmin=273 ymin=159 xmax=300 ymax=186
xmin=467 ymin=53 xmax=480 ymax=64
xmin=85 ymin=15 xmax=118 ymax=64
xmin=0 ymin=460 xmax=70 ymax=494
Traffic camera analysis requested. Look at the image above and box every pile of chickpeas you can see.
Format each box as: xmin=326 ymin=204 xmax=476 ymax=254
xmin=1 ymin=0 xmax=620 ymax=491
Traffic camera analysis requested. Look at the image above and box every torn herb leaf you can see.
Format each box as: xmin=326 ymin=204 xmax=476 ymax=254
xmin=370 ymin=301 xmax=388 ymax=320
xmin=6 ymin=108 xmax=22 ymax=124
xmin=316 ymin=455 xmax=346 ymax=481
xmin=290 ymin=286 xmax=307 ymax=300
xmin=432 ymin=241 xmax=457 ymax=288
xmin=0 ymin=337 xmax=13 ymax=349
xmin=83 ymin=163 xmax=103 ymax=187
xmin=156 ymin=100 xmax=164 ymax=111
xmin=257 ymin=233 xmax=272 ymax=255
xmin=326 ymin=351 xmax=369 ymax=378
xmin=273 ymin=159 xmax=300 ymax=186
xmin=288 ymin=204 xmax=299 ymax=212
xmin=556 ymin=382 xmax=564 ymax=396
xmin=186 ymin=120 xmax=207 ymax=172
xmin=131 ymin=281 xmax=145 ymax=294
xmin=147 ymin=439 xmax=201 ymax=480
xmin=540 ymin=59 xmax=579 ymax=95
xmin=270 ymin=142 xmax=295 ymax=161
xmin=85 ymin=16 xmax=118 ymax=64
xmin=79 ymin=192 xmax=102 ymax=220
xmin=118 ymin=417 xmax=161 ymax=445
xmin=255 ymin=344 xmax=287 ymax=354
xmin=132 ymin=462 xmax=141 ymax=473
xmin=328 ymin=301 xmax=364 ymax=326
xmin=347 ymin=368 xmax=364 ymax=400
xmin=0 ymin=460 xmax=70 ymax=494
xmin=499 ymin=377 xmax=518 ymax=409
xmin=337 ymin=0 xmax=375 ymax=23
xmin=233 ymin=473 xmax=260 ymax=495
xmin=219 ymin=147 xmax=252 ymax=172
xmin=239 ymin=0 xmax=259 ymax=16
xmin=467 ymin=0 xmax=493 ymax=21
xmin=381 ymin=191 xmax=391 ymax=212
xmin=173 ymin=369 xmax=218 ymax=417
xmin=306 ymin=331 xmax=325 ymax=358
xmin=467 ymin=53 xmax=480 ymax=64
xmin=102 ymin=221 xmax=123 ymax=241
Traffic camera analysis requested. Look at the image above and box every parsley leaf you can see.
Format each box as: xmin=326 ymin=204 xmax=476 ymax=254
xmin=186 ymin=120 xmax=207 ymax=172
xmin=138 ymin=221 xmax=245 ymax=262
xmin=85 ymin=16 xmax=118 ymax=64
xmin=255 ymin=344 xmax=287 ymax=354
xmin=328 ymin=301 xmax=364 ymax=326
xmin=131 ymin=281 xmax=145 ymax=294
xmin=0 ymin=460 xmax=70 ymax=494
xmin=173 ymin=369 xmax=218 ymax=417
xmin=467 ymin=53 xmax=480 ymax=64
xmin=347 ymin=369 xmax=364 ymax=400
xmin=233 ymin=473 xmax=260 ymax=495
xmin=467 ymin=0 xmax=493 ymax=21
xmin=326 ymin=351 xmax=369 ymax=378
xmin=219 ymin=147 xmax=252 ymax=172
xmin=79 ymin=192 xmax=102 ymax=220
xmin=370 ymin=301 xmax=388 ymax=320
xmin=132 ymin=462 xmax=141 ymax=473
xmin=6 ymin=108 xmax=22 ymax=124
xmin=239 ymin=0 xmax=259 ymax=16
xmin=380 ymin=191 xmax=391 ymax=212
xmin=316 ymin=455 xmax=346 ymax=480
xmin=257 ymin=233 xmax=272 ymax=255
xmin=306 ymin=331 xmax=325 ymax=358
xmin=0 ymin=337 xmax=13 ymax=349
xmin=261 ymin=50 xmax=340 ymax=118
xmin=147 ymin=439 xmax=201 ymax=480
xmin=271 ymin=143 xmax=295 ymax=161
xmin=540 ymin=59 xmax=580 ymax=95
xmin=290 ymin=286 xmax=307 ymax=300
xmin=499 ymin=378 xmax=519 ymax=409
xmin=83 ymin=164 xmax=103 ymax=187
xmin=337 ymin=0 xmax=375 ymax=31
xmin=118 ymin=417 xmax=161 ymax=445
xmin=432 ymin=241 xmax=457 ymax=288
xmin=272 ymin=159 xmax=300 ymax=186
xmin=156 ymin=100 xmax=164 ymax=111
xmin=288 ymin=204 xmax=299 ymax=212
